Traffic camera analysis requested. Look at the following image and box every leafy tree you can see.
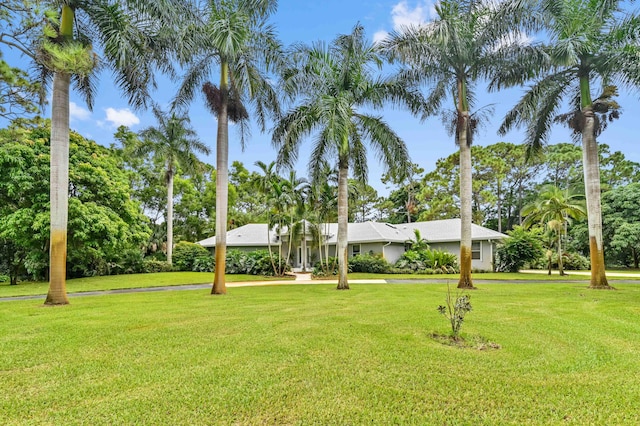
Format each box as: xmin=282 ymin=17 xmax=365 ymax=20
xmin=172 ymin=168 xmax=218 ymax=241
xmin=0 ymin=123 xmax=151 ymax=281
xmin=602 ymin=183 xmax=640 ymax=268
xmin=381 ymin=163 xmax=424 ymax=223
xmin=31 ymin=1 xmax=183 ymax=304
xmin=383 ymin=0 xmax=534 ymax=288
xmin=0 ymin=1 xmax=53 ymax=120
xmin=522 ymin=185 xmax=586 ymax=275
xmin=273 ymin=24 xmax=422 ymax=290
xmin=173 ymin=0 xmax=282 ymax=295
xmin=230 ymin=161 xmax=266 ymax=224
xmin=348 ymin=179 xmax=381 ymax=223
xmin=499 ymin=0 xmax=640 ymax=288
xmin=137 ymin=107 xmax=210 ymax=265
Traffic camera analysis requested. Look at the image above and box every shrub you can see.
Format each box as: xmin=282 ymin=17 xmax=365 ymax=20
xmin=531 ymin=251 xmax=591 ymax=271
xmin=222 ymin=249 xmax=289 ymax=276
xmin=111 ymin=249 xmax=145 ymax=275
xmin=173 ymin=242 xmax=210 ymax=272
xmin=142 ymin=259 xmax=173 ymax=273
xmin=193 ymin=256 xmax=214 ymax=272
xmin=0 ymin=274 xmax=9 ymax=283
xmin=349 ymin=253 xmax=391 ymax=274
xmin=564 ymin=252 xmax=590 ymax=270
xmin=495 ymin=226 xmax=544 ymax=272
xmin=395 ymin=248 xmax=458 ymax=273
xmin=313 ymin=257 xmax=338 ymax=277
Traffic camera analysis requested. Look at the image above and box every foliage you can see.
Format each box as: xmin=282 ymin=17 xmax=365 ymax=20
xmin=395 ymin=248 xmax=458 ymax=274
xmin=312 ymin=257 xmax=338 ymax=277
xmin=224 ymin=249 xmax=288 ymax=276
xmin=437 ymin=284 xmax=472 ymax=340
xmin=494 ymin=226 xmax=544 ymax=272
xmin=172 ymin=242 xmax=210 ymax=272
xmin=141 ymin=259 xmax=173 ymax=273
xmin=192 ymin=255 xmax=215 ymax=273
xmin=0 ymin=123 xmax=151 ymax=279
xmin=602 ymin=183 xmax=640 ymax=268
xmin=348 ymin=254 xmax=391 ymax=274
xmin=531 ymin=251 xmax=590 ymax=271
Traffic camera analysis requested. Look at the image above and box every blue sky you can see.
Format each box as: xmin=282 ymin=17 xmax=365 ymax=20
xmin=6 ymin=0 xmax=640 ymax=195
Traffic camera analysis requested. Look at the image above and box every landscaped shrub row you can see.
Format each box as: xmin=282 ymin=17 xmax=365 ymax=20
xmin=313 ymin=249 xmax=460 ymax=276
xmin=172 ymin=242 xmax=289 ymax=276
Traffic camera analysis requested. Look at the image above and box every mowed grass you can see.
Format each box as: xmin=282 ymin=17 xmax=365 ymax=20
xmin=0 ymin=272 xmax=290 ymax=297
xmin=2 ymin=283 xmax=640 ymax=425
xmin=348 ymin=271 xmax=640 ymax=281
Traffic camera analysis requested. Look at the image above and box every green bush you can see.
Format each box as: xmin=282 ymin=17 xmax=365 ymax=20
xmin=495 ymin=226 xmax=544 ymax=272
xmin=313 ymin=257 xmax=338 ymax=277
xmin=192 ymin=256 xmax=214 ymax=272
xmin=223 ymin=249 xmax=289 ymax=276
xmin=0 ymin=274 xmax=9 ymax=283
xmin=173 ymin=242 xmax=210 ymax=271
xmin=349 ymin=253 xmax=392 ymax=273
xmin=142 ymin=259 xmax=173 ymax=273
xmin=395 ymin=248 xmax=458 ymax=273
xmin=564 ymin=252 xmax=591 ymax=270
xmin=531 ymin=251 xmax=591 ymax=271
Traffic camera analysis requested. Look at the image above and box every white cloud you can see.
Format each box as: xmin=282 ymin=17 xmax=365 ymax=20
xmin=373 ymin=30 xmax=390 ymax=44
xmin=390 ymin=1 xmax=437 ymax=31
xmin=69 ymin=102 xmax=91 ymax=121
xmin=104 ymin=107 xmax=140 ymax=127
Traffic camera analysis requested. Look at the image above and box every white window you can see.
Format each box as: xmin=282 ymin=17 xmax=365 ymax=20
xmin=472 ymin=241 xmax=482 ymax=260
xmin=351 ymin=244 xmax=361 ymax=257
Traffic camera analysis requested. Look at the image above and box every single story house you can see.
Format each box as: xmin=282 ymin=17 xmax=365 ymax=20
xmin=197 ymin=219 xmax=507 ymax=272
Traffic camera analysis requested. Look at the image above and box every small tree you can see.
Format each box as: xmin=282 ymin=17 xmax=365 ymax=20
xmin=437 ymin=284 xmax=472 ymax=340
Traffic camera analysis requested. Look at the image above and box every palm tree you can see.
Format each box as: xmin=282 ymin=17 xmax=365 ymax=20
xmin=137 ymin=107 xmax=210 ymax=265
xmin=41 ymin=1 xmax=183 ymax=305
xmin=173 ymin=0 xmax=281 ymax=295
xmin=382 ymin=0 xmax=535 ymax=289
xmin=308 ymin=162 xmax=338 ymax=275
xmin=254 ymin=160 xmax=280 ymax=275
xmin=522 ymin=185 xmax=586 ymax=275
xmin=498 ymin=0 xmax=640 ymax=289
xmin=273 ymin=24 xmax=424 ymax=290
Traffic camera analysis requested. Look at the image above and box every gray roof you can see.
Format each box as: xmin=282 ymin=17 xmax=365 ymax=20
xmin=399 ymin=219 xmax=507 ymax=243
xmin=197 ymin=219 xmax=506 ymax=248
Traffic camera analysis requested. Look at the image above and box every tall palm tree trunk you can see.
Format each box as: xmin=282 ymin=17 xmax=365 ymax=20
xmin=337 ymin=157 xmax=349 ymax=290
xmin=458 ymin=116 xmax=474 ymax=289
xmin=46 ymin=71 xmax=71 ymax=305
xmin=45 ymin=5 xmax=75 ymax=306
xmin=266 ymin=225 xmax=278 ymax=276
xmin=557 ymin=231 xmax=564 ymax=276
xmin=582 ymin=106 xmax=610 ymax=288
xmin=212 ymin=61 xmax=229 ymax=295
xmin=166 ymin=170 xmax=174 ymax=265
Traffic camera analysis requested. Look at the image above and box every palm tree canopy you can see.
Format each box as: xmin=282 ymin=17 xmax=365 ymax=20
xmin=172 ymin=0 xmax=282 ymax=141
xmin=273 ymin=24 xmax=424 ymax=183
xmin=522 ymin=184 xmax=586 ymax=230
xmin=499 ymin=0 xmax=640 ymax=154
xmin=138 ymin=106 xmax=211 ymax=181
xmin=381 ymin=0 xmax=539 ymax=131
xmin=36 ymin=0 xmax=187 ymax=109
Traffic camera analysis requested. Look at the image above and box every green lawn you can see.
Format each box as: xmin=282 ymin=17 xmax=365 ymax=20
xmin=0 ymin=272 xmax=289 ymax=298
xmin=2 ymin=283 xmax=639 ymax=425
xmin=348 ymin=271 xmax=640 ymax=281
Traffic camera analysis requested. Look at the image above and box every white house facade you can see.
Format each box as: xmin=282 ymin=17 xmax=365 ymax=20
xmin=197 ymin=219 xmax=507 ymax=272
